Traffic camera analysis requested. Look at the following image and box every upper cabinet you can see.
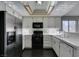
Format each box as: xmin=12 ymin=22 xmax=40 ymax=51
xmin=33 ymin=16 xmax=43 ymax=22
xmin=43 ymin=17 xmax=48 ymax=28
xmin=43 ymin=16 xmax=61 ymax=28
xmin=23 ymin=17 xmax=33 ymax=28
xmin=23 ymin=16 xmax=61 ymax=29
xmin=0 ymin=2 xmax=6 ymax=11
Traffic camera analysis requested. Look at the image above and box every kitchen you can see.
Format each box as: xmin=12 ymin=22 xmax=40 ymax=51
xmin=0 ymin=1 xmax=79 ymax=57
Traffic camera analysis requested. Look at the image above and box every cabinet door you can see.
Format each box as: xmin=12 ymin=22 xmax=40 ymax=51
xmin=51 ymin=36 xmax=55 ymax=50
xmin=0 ymin=2 xmax=6 ymax=11
xmin=23 ymin=17 xmax=32 ymax=28
xmin=43 ymin=17 xmax=48 ymax=28
xmin=51 ymin=36 xmax=54 ymax=48
xmin=60 ymin=42 xmax=73 ymax=57
xmin=52 ymin=37 xmax=55 ymax=50
xmin=52 ymin=36 xmax=60 ymax=56
xmin=54 ymin=37 xmax=60 ymax=56
xmin=73 ymin=47 xmax=79 ymax=57
xmin=33 ymin=17 xmax=43 ymax=22
xmin=43 ymin=35 xmax=51 ymax=48
xmin=25 ymin=35 xmax=32 ymax=48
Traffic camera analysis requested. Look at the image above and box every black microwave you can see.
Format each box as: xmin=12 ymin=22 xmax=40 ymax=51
xmin=33 ymin=22 xmax=43 ymax=28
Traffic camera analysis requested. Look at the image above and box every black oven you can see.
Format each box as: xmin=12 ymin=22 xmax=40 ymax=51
xmin=7 ymin=31 xmax=16 ymax=45
xmin=33 ymin=22 xmax=43 ymax=28
xmin=32 ymin=31 xmax=43 ymax=49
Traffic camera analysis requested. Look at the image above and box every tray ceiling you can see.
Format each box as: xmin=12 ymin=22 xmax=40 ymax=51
xmin=21 ymin=1 xmax=57 ymax=15
xmin=4 ymin=1 xmax=79 ymax=16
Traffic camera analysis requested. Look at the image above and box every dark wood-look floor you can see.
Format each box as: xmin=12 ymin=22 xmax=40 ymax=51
xmin=22 ymin=49 xmax=57 ymax=57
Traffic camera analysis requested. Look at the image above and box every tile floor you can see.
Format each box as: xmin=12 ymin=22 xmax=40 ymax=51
xmin=22 ymin=49 xmax=57 ymax=57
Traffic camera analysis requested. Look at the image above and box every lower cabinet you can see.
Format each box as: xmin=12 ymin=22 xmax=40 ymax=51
xmin=22 ymin=35 xmax=32 ymax=49
xmin=51 ymin=36 xmax=54 ymax=49
xmin=54 ymin=37 xmax=60 ymax=56
xmin=25 ymin=35 xmax=32 ymax=48
xmin=60 ymin=42 xmax=73 ymax=57
xmin=51 ymin=36 xmax=74 ymax=57
xmin=73 ymin=48 xmax=79 ymax=57
xmin=43 ymin=35 xmax=51 ymax=48
xmin=51 ymin=36 xmax=60 ymax=56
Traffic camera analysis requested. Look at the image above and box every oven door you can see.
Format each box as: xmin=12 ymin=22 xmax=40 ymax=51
xmin=32 ymin=34 xmax=43 ymax=49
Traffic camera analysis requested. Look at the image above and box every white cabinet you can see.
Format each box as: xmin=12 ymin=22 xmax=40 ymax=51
xmin=60 ymin=42 xmax=73 ymax=57
xmin=47 ymin=17 xmax=61 ymax=28
xmin=54 ymin=37 xmax=60 ymax=56
xmin=47 ymin=17 xmax=56 ymax=28
xmin=51 ymin=36 xmax=60 ymax=56
xmin=74 ymin=48 xmax=79 ymax=57
xmin=51 ymin=36 xmax=54 ymax=48
xmin=0 ymin=2 xmax=6 ymax=11
xmin=33 ymin=16 xmax=43 ymax=22
xmin=23 ymin=17 xmax=33 ymax=28
xmin=6 ymin=13 xmax=15 ymax=32
xmin=43 ymin=17 xmax=48 ymax=28
xmin=43 ymin=35 xmax=51 ymax=48
xmin=25 ymin=35 xmax=32 ymax=48
xmin=51 ymin=35 xmax=74 ymax=57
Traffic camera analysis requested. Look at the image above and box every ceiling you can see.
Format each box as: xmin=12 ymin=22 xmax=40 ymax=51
xmin=50 ymin=1 xmax=79 ymax=16
xmin=4 ymin=1 xmax=79 ymax=16
xmin=65 ymin=2 xmax=79 ymax=16
xmin=21 ymin=1 xmax=57 ymax=15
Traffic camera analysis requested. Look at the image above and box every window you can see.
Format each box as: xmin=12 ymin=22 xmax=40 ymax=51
xmin=62 ymin=20 xmax=76 ymax=32
xmin=69 ymin=21 xmax=76 ymax=32
xmin=62 ymin=20 xmax=68 ymax=32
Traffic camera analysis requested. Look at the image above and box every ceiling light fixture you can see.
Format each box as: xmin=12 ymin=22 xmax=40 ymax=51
xmin=47 ymin=1 xmax=57 ymax=14
xmin=37 ymin=1 xmax=42 ymax=5
xmin=24 ymin=5 xmax=32 ymax=15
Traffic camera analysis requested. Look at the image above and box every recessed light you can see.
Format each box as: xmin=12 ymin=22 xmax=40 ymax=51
xmin=37 ymin=1 xmax=42 ymax=5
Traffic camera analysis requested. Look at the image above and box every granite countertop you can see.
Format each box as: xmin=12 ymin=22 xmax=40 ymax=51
xmin=53 ymin=35 xmax=79 ymax=48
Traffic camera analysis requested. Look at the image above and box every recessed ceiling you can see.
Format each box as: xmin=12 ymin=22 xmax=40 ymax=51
xmin=21 ymin=1 xmax=57 ymax=15
xmin=4 ymin=1 xmax=79 ymax=16
xmin=21 ymin=1 xmax=79 ymax=16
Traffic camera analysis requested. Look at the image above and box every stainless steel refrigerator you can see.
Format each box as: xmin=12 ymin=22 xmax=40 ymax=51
xmin=0 ymin=11 xmax=22 ymax=57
